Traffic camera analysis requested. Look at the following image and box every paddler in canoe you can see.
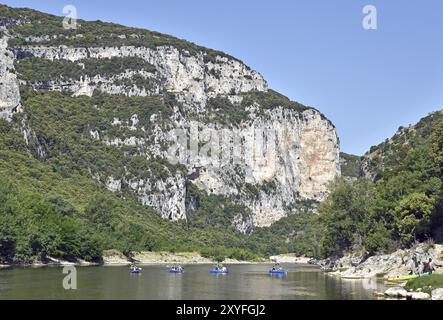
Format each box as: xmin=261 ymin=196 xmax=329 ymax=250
xmin=130 ymin=262 xmax=142 ymax=273
xmin=210 ymin=262 xmax=228 ymax=273
xmin=216 ymin=263 xmax=227 ymax=272
xmin=271 ymin=263 xmax=283 ymax=271
xmin=170 ymin=264 xmax=184 ymax=272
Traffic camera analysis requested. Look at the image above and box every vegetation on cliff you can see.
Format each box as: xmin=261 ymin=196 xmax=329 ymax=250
xmin=364 ymin=111 xmax=443 ymax=180
xmin=0 ymin=4 xmax=238 ymax=64
xmin=15 ymin=56 xmax=157 ymax=83
xmin=0 ymin=118 xmax=253 ymax=264
xmin=340 ymin=152 xmax=362 ymax=179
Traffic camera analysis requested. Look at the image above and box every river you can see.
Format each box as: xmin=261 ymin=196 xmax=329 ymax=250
xmin=0 ymin=264 xmax=386 ymax=300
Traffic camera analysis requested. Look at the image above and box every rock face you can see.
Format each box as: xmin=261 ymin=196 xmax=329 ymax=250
xmin=15 ymin=45 xmax=267 ymax=106
xmin=163 ymin=108 xmax=339 ymax=227
xmin=0 ymin=35 xmax=21 ymax=120
xmin=1 ymin=5 xmax=341 ymax=231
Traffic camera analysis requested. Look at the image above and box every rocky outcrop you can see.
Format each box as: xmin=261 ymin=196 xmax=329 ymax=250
xmin=322 ymin=243 xmax=443 ymax=279
xmin=104 ymin=174 xmax=187 ymax=221
xmin=28 ymin=70 xmax=162 ymax=98
xmin=133 ymin=174 xmax=187 ymax=221
xmin=14 ymin=45 xmax=267 ymax=106
xmin=0 ymin=35 xmax=21 ymax=120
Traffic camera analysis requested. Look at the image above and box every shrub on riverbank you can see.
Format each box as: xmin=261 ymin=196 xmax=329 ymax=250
xmin=405 ymin=274 xmax=443 ymax=294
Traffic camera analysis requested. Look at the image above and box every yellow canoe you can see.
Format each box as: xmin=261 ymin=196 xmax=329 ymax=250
xmin=387 ymin=272 xmax=430 ymax=282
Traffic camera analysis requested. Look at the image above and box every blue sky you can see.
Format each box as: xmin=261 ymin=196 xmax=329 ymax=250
xmin=3 ymin=0 xmax=443 ymax=155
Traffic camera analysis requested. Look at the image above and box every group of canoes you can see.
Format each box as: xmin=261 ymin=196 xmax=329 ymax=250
xmin=129 ymin=263 xmax=288 ymax=275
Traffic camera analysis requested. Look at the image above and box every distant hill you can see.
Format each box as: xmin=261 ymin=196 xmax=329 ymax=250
xmin=362 ymin=110 xmax=443 ymax=180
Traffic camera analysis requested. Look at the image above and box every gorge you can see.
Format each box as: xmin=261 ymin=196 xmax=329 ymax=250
xmin=1 ymin=4 xmax=443 ymax=273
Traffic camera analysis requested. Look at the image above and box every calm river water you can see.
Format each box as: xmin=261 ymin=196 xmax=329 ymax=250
xmin=0 ymin=264 xmax=386 ymax=300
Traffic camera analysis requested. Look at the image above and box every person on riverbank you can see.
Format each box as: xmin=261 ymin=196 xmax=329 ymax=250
xmin=418 ymin=261 xmax=425 ymax=275
xmin=424 ymin=258 xmax=442 ymax=274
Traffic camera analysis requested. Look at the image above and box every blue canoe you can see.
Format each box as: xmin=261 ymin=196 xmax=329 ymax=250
xmin=130 ymin=269 xmax=141 ymax=274
xmin=269 ymin=269 xmax=287 ymax=275
xmin=210 ymin=268 xmax=229 ymax=274
xmin=169 ymin=268 xmax=184 ymax=273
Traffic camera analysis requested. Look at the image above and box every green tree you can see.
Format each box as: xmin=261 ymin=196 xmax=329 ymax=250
xmin=395 ymin=193 xmax=436 ymax=245
xmin=363 ymin=221 xmax=392 ymax=255
xmin=431 ymin=120 xmax=443 ymax=176
xmin=319 ymin=178 xmax=376 ymax=257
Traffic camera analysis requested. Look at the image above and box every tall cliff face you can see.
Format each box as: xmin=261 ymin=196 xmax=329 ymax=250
xmin=0 ymin=5 xmax=340 ymax=232
xmin=0 ymin=35 xmax=21 ymax=119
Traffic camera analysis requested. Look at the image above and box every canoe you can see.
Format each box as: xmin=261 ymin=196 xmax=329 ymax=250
xmin=340 ymin=275 xmax=367 ymax=279
xmin=387 ymin=272 xmax=429 ymax=282
xmin=130 ymin=269 xmax=141 ymax=274
xmin=169 ymin=268 xmax=184 ymax=273
xmin=269 ymin=269 xmax=287 ymax=275
xmin=210 ymin=268 xmax=228 ymax=274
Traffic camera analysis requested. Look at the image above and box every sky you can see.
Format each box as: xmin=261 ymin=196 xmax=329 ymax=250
xmin=2 ymin=0 xmax=443 ymax=155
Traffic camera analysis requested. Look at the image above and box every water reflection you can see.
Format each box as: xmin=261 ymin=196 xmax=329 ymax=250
xmin=0 ymin=264 xmax=385 ymax=300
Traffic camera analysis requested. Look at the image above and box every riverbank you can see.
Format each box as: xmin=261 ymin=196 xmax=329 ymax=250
xmin=0 ymin=248 xmax=315 ymax=269
xmin=315 ymin=243 xmax=443 ymax=300
xmin=381 ymin=274 xmax=443 ymax=300
xmin=103 ymin=250 xmax=268 ymax=265
xmin=318 ymin=243 xmax=443 ymax=280
xmin=0 ymin=250 xmax=281 ymax=269
xmin=269 ymin=254 xmax=311 ymax=264
xmin=0 ymin=256 xmax=101 ymax=269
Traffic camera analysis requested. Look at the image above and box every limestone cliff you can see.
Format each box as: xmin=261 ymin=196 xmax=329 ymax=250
xmin=0 ymin=34 xmax=21 ymax=119
xmin=0 ymin=4 xmax=341 ymax=232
